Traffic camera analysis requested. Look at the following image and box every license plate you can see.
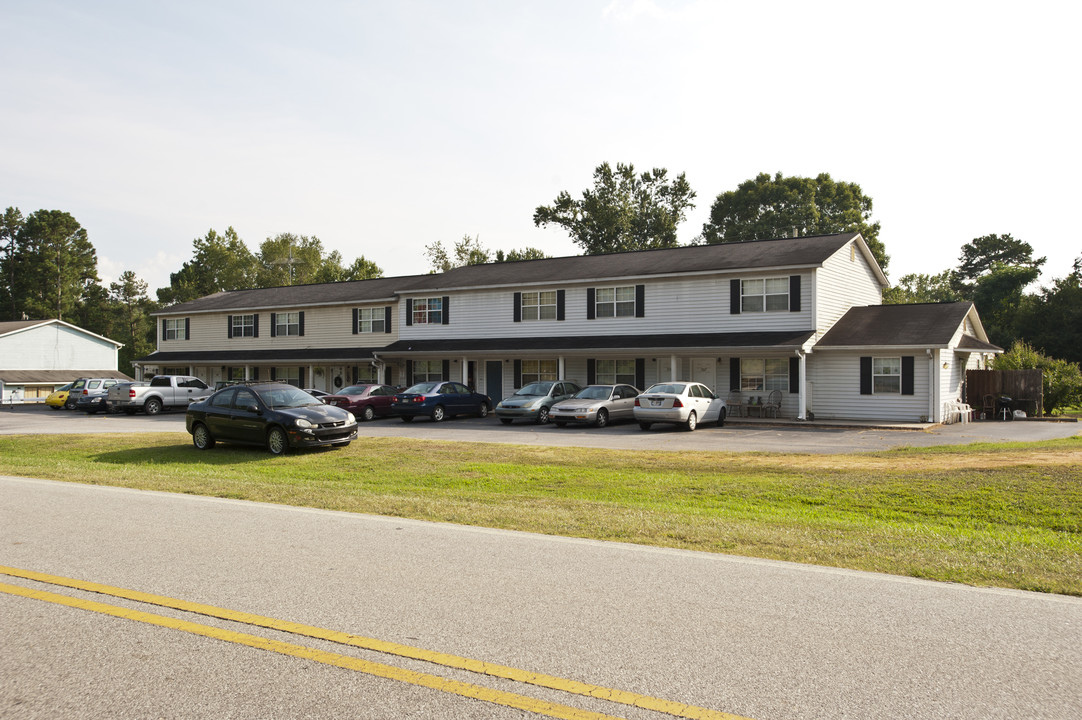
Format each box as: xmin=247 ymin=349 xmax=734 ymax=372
xmin=651 ymin=400 xmax=662 ymax=407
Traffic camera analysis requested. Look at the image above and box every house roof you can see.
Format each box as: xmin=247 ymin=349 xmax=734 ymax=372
xmin=136 ymin=348 xmax=386 ymax=364
xmin=0 ymin=319 xmax=124 ymax=347
xmin=156 ymin=233 xmax=876 ymax=316
xmin=815 ymin=303 xmax=1003 ymax=351
xmin=0 ymin=370 xmax=133 ymax=384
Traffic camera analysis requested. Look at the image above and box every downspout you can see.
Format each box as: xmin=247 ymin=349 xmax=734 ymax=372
xmin=927 ymin=349 xmax=936 ymax=423
xmin=795 ymin=349 xmax=807 ymax=421
xmin=371 ymin=352 xmax=386 ymax=384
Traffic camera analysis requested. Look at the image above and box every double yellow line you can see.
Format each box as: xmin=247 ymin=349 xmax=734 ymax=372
xmin=0 ymin=565 xmax=751 ymax=720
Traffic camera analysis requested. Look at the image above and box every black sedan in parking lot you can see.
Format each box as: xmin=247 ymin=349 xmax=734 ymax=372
xmin=186 ymin=382 xmax=358 ymax=455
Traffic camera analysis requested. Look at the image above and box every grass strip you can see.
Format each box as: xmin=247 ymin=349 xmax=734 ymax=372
xmin=2 ymin=433 xmax=1079 ymax=595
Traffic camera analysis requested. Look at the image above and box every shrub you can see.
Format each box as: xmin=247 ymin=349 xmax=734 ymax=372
xmin=994 ymin=341 xmax=1082 ymax=414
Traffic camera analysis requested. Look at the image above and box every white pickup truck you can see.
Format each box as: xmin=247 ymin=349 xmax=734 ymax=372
xmin=106 ymin=375 xmax=212 ymax=415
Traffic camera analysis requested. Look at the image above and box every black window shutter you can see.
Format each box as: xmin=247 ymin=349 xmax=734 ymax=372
xmin=635 ymin=284 xmax=645 ymax=317
xmin=270 ymin=367 xmax=277 ymax=381
xmin=298 ymin=312 xmax=305 ymax=336
xmin=442 ymin=359 xmax=450 ymax=380
xmin=160 ymin=319 xmax=165 ymax=342
xmin=730 ymin=279 xmax=741 ymax=315
xmin=252 ymin=367 xmax=259 ymax=380
xmin=442 ymin=296 xmax=450 ymax=325
xmin=270 ymin=313 xmax=277 ymax=337
xmin=635 ymin=358 xmax=645 ymax=390
xmin=556 ymin=289 xmax=565 ymax=321
xmin=586 ymin=359 xmax=596 ymax=385
xmin=513 ymin=292 xmax=521 ymax=322
xmin=790 ymin=275 xmax=801 ymax=312
xmin=352 ymin=308 xmax=359 ymax=335
xmin=227 ymin=316 xmax=233 ymax=339
xmin=253 ymin=314 xmax=259 ymax=338
xmin=406 ymin=363 xmax=413 ymax=386
xmin=789 ymin=357 xmax=800 ymax=393
xmin=730 ymin=358 xmax=741 ymax=391
xmin=902 ymin=356 xmax=915 ymax=395
xmin=586 ymin=288 xmax=595 ymax=319
xmin=184 ymin=318 xmax=190 ymax=340
xmin=860 ymin=357 xmax=872 ymax=395
xmin=513 ymin=359 xmax=522 ymax=388
xmin=384 ymin=306 xmax=392 ymax=333
xmin=299 ymin=367 xmax=306 ymax=387
xmin=406 ymin=299 xmax=413 ymax=326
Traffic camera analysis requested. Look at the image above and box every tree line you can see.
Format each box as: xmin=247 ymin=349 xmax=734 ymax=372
xmin=2 ymin=165 xmax=1078 ymax=404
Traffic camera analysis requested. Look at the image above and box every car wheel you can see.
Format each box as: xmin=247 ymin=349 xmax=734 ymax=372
xmin=595 ymin=408 xmax=609 ymax=428
xmin=64 ymin=399 xmax=77 ymax=410
xmin=266 ymin=426 xmax=289 ymax=455
xmin=536 ymin=406 xmax=550 ymax=424
xmin=684 ymin=411 xmax=697 ymax=432
xmin=500 ymin=418 xmax=513 ymax=425
xmin=145 ymin=398 xmax=163 ymax=416
xmin=555 ymin=421 xmax=567 ymax=428
xmin=717 ymin=407 xmax=727 ymax=428
xmin=192 ymin=423 xmax=216 ymax=450
xmin=401 ymin=416 xmax=414 ymax=423
xmin=478 ymin=402 xmax=489 ymax=418
xmin=639 ymin=422 xmax=652 ymax=431
xmin=362 ymin=405 xmax=375 ymax=422
xmin=431 ymin=405 xmax=446 ymax=422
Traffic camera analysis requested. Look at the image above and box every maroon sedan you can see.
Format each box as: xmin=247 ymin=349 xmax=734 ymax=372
xmin=320 ymin=384 xmax=398 ymax=421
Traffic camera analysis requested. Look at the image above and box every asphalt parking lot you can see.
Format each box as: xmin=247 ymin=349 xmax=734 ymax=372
xmin=1 ymin=403 xmax=1077 ymax=454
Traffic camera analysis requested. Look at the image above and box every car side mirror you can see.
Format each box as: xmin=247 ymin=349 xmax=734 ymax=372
xmin=245 ymin=404 xmax=260 ymax=414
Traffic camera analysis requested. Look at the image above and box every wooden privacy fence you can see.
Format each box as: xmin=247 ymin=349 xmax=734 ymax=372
xmin=965 ymin=369 xmax=1044 ymax=417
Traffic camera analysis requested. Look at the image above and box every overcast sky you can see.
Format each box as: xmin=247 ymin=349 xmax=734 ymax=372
xmin=3 ymin=0 xmax=1079 ymax=295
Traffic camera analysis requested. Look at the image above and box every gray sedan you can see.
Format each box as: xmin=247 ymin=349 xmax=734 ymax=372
xmin=549 ymin=384 xmax=640 ymax=428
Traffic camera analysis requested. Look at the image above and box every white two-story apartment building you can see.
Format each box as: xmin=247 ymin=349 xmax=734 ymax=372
xmin=140 ymin=233 xmax=1001 ymax=423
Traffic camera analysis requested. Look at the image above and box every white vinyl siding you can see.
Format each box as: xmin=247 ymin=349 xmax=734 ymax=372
xmin=814 ymin=241 xmax=885 ymax=336
xmin=807 ymin=352 xmax=928 ymax=422
xmin=166 ymin=307 xmax=399 ymax=353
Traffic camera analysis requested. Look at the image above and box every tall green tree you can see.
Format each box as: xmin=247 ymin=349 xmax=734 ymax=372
xmin=954 ymin=233 xmax=1046 ymax=286
xmin=256 ymin=233 xmax=348 ymax=286
xmin=424 ymin=235 xmax=490 ymax=273
xmin=0 ymin=207 xmax=25 ymax=320
xmin=1015 ymin=254 xmax=1082 ymax=366
xmin=702 ymin=172 xmax=888 ymax=271
xmin=157 ymin=227 xmax=257 ymax=305
xmin=343 ymin=256 xmax=384 ymax=280
xmin=11 ymin=209 xmax=99 ymax=321
xmin=495 ymin=247 xmax=550 ymax=262
xmin=109 ymin=270 xmax=156 ymax=373
xmin=534 ymin=162 xmax=696 ymax=255
xmin=882 ymin=270 xmax=961 ymax=304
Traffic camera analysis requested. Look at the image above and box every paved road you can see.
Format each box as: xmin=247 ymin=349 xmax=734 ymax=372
xmin=1 ymin=404 xmax=1077 ymax=453
xmin=2 ymin=476 xmax=1079 ymax=720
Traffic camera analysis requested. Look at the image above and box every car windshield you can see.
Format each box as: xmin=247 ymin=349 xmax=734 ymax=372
xmin=575 ymin=386 xmax=613 ymax=400
xmin=339 ymin=385 xmax=371 ymax=395
xmin=404 ymin=382 xmax=440 ymax=394
xmin=257 ymin=385 xmax=321 ymax=409
xmin=515 ymin=382 xmax=554 ymax=397
xmin=646 ymin=383 xmax=686 ymax=394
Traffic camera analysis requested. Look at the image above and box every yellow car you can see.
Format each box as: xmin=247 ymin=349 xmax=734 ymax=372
xmin=45 ymin=383 xmax=74 ymax=410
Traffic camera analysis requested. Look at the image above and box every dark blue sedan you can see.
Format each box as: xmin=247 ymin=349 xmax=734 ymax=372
xmin=391 ymin=381 xmax=492 ymax=422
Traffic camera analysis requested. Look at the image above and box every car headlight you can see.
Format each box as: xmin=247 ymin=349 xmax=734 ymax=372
xmin=345 ymin=412 xmax=356 ymax=424
xmin=295 ymin=418 xmax=314 ymax=429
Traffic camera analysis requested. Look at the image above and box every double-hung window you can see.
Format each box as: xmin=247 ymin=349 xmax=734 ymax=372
xmin=872 ymin=357 xmax=901 ymax=394
xmin=274 ymin=366 xmax=300 ymax=387
xmin=412 ymin=360 xmax=443 ymax=382
xmin=164 ymin=318 xmax=187 ymax=340
xmin=740 ymin=358 xmax=790 ymax=392
xmin=595 ymin=359 xmax=636 ymax=385
xmin=412 ymin=298 xmax=443 ymax=325
xmin=231 ymin=314 xmax=255 ymax=337
xmin=357 ymin=308 xmax=385 ymax=333
xmin=596 ymin=286 xmax=636 ymax=318
xmin=275 ymin=312 xmax=301 ymax=337
xmin=521 ymin=291 xmax=557 ymax=321
xmin=741 ymin=278 xmax=790 ymax=312
xmin=520 ymin=360 xmax=558 ymax=384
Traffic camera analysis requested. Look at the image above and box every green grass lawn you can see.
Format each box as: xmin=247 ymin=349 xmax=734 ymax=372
xmin=2 ymin=433 xmax=1080 ymax=595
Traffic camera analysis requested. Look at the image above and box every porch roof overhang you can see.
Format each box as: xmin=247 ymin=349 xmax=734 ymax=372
xmin=0 ymin=370 xmax=132 ymax=384
xmin=134 ymin=348 xmax=382 ymax=365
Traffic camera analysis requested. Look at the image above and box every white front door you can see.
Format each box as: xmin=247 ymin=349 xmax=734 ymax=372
xmin=692 ymin=357 xmax=716 ymax=393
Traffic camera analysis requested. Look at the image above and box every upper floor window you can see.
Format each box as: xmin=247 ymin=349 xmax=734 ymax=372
xmin=273 ymin=312 xmax=302 ymax=337
xmin=596 ymin=286 xmax=636 ymax=318
xmin=740 ymin=358 xmax=790 ymax=392
xmin=357 ymin=307 xmax=385 ymax=333
xmin=872 ymin=357 xmax=901 ymax=394
xmin=522 ymin=291 xmax=557 ymax=321
xmin=163 ymin=318 xmax=187 ymax=341
xmin=231 ymin=314 xmax=256 ymax=338
xmin=741 ymin=278 xmax=790 ymax=312
xmin=412 ymin=297 xmax=443 ymax=325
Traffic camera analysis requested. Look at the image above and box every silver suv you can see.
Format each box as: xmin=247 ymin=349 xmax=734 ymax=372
xmin=68 ymin=377 xmax=121 ymax=413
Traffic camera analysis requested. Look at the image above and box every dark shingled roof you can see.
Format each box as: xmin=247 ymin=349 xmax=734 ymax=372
xmin=0 ymin=370 xmax=132 ymax=383
xmin=157 ymin=233 xmax=867 ymax=315
xmin=816 ymin=302 xmax=1001 ymax=350
xmin=0 ymin=320 xmax=46 ymax=335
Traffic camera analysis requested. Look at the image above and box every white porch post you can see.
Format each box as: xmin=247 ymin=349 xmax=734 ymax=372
xmin=558 ymin=356 xmax=565 ymax=380
xmin=308 ymin=364 xmax=314 ymax=389
xmin=462 ymin=357 xmax=469 ymax=385
xmin=797 ymin=351 xmax=807 ymax=421
xmin=670 ymin=355 xmax=678 ymax=381
xmin=244 ymin=365 xmax=250 ymax=381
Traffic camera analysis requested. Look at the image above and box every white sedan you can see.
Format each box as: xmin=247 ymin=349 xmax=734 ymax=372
xmin=633 ymin=382 xmax=727 ymax=431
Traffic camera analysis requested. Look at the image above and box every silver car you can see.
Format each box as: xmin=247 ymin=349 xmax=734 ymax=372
xmin=633 ymin=381 xmax=727 ymax=431
xmin=495 ymin=380 xmax=581 ymax=425
xmin=550 ymin=384 xmax=640 ymax=428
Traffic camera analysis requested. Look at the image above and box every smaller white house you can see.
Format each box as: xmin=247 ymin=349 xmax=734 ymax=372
xmin=0 ymin=319 xmax=129 ymax=403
